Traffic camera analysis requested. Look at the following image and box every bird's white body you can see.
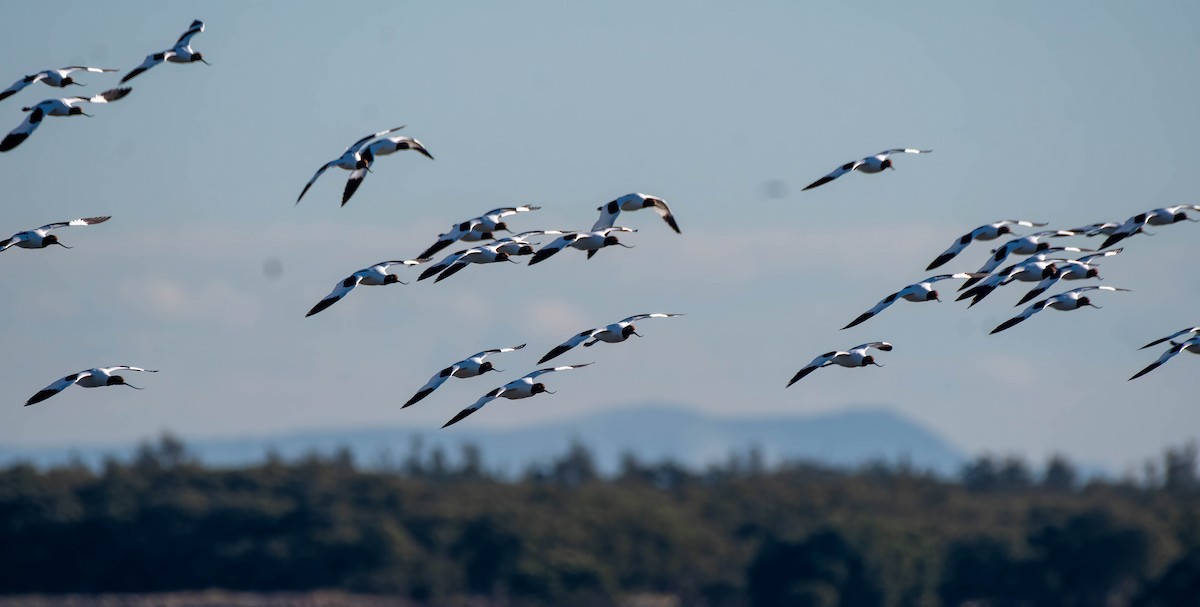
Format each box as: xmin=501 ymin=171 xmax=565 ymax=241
xmin=25 ymin=366 xmax=158 ymax=406
xmin=843 ymin=274 xmax=979 ymax=329
xmin=802 ymin=149 xmax=931 ymax=191
xmin=442 ymin=364 xmax=594 ymax=428
xmin=537 ymin=313 xmax=683 ymax=363
xmin=592 ymin=193 xmax=680 ymax=233
xmin=403 ymin=344 xmax=527 ymax=408
xmin=1 ymin=216 xmax=111 ymax=252
xmin=788 ymin=342 xmax=893 ymax=386
xmin=990 ymin=286 xmax=1130 ymax=334
xmin=305 ymin=259 xmax=423 ymax=317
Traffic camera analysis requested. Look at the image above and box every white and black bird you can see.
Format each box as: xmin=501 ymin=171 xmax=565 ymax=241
xmin=926 ymin=220 xmax=1049 ymax=270
xmin=958 ymin=232 xmax=1085 ymax=290
xmin=403 ymin=344 xmax=527 ymax=408
xmin=592 ymin=193 xmax=680 ymax=233
xmin=442 ymin=363 xmax=593 ymax=428
xmin=956 ymin=257 xmax=1062 ymax=307
xmin=787 ymin=342 xmax=893 ymax=387
xmin=1139 ymin=327 xmax=1200 ymax=351
xmin=0 ymin=87 xmax=131 ymax=152
xmin=417 ymin=245 xmax=518 ymax=282
xmin=802 ymin=149 xmax=931 ymax=191
xmin=2 ymin=216 xmax=111 ymax=252
xmin=305 ymin=259 xmax=424 ymax=317
xmin=25 ymin=366 xmax=158 ymax=406
xmin=537 ymin=313 xmax=683 ymax=364
xmin=1100 ymin=206 xmax=1200 ymax=249
xmin=417 ymin=206 xmax=542 ymax=259
xmin=1013 ymin=249 xmax=1122 ymax=306
xmin=364 ymin=134 xmax=434 ymax=161
xmin=490 ymin=230 xmax=567 ymax=257
xmin=120 ymin=19 xmax=209 ymax=83
xmin=0 ymin=66 xmax=117 ymax=102
xmin=527 ymin=227 xmax=636 ymax=265
xmin=990 ymin=286 xmax=1130 ymax=334
xmin=843 ymin=274 xmax=981 ymax=329
xmin=1129 ymin=337 xmax=1200 ymax=381
xmin=296 ymin=126 xmax=406 ymax=206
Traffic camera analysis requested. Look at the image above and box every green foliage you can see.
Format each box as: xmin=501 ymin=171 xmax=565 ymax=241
xmin=0 ymin=435 xmax=1199 ymax=606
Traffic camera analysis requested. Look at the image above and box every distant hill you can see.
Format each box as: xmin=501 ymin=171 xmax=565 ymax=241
xmin=0 ymin=404 xmax=968 ymax=475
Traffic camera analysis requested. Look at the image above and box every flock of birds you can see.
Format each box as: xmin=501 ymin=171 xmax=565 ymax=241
xmin=792 ymin=153 xmax=1199 ymax=386
xmin=4 ymin=19 xmax=1197 ymax=430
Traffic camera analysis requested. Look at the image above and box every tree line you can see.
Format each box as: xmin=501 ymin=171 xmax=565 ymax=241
xmin=0 ymin=435 xmax=1197 ymax=606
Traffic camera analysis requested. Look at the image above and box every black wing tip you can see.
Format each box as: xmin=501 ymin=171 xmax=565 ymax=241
xmin=990 ymin=319 xmax=1021 ymax=334
xmin=537 ymin=347 xmax=568 ymax=365
xmin=528 ymin=250 xmax=553 ymax=265
xmin=120 ymin=69 xmax=144 ymax=84
xmin=801 ymin=177 xmax=832 ymax=191
xmin=1128 ymin=364 xmax=1159 ymax=381
xmin=402 ymin=389 xmax=433 ymax=409
xmin=442 ymin=408 xmax=476 ymax=428
xmin=786 ymin=367 xmax=816 ymax=388
xmin=664 ymin=215 xmax=681 ymax=233
xmin=305 ymin=298 xmax=337 ymax=317
xmin=842 ymin=314 xmax=871 ymax=330
xmin=926 ymin=254 xmax=953 ymax=271
xmin=25 ymin=390 xmax=56 ymax=406
xmin=0 ymin=133 xmax=29 ymax=152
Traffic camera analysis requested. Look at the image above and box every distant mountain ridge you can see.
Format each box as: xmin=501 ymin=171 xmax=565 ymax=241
xmin=0 ymin=404 xmax=968 ymax=475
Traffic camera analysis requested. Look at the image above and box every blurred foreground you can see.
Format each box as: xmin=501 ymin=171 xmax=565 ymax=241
xmin=1 ymin=436 xmax=1198 ymax=606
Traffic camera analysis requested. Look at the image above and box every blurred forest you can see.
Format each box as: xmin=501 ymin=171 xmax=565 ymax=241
xmin=1 ymin=436 xmax=1199 ymax=607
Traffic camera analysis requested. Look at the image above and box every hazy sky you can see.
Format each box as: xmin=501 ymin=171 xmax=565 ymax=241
xmin=1 ymin=1 xmax=1198 ymax=471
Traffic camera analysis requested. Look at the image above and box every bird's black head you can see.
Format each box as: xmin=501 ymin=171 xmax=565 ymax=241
xmin=1173 ymin=211 xmax=1189 ymax=223
xmin=1042 ymin=265 xmax=1058 ymax=279
xmin=383 ymin=274 xmax=403 ymax=285
xmin=494 ymin=252 xmax=510 ymax=262
xmin=42 ymin=234 xmax=60 ymax=246
xmin=862 ymin=355 xmax=876 ymax=367
xmin=603 ymin=235 xmax=620 ymax=246
xmin=494 ymin=222 xmax=509 ymax=233
xmin=998 ymin=225 xmax=1013 ymax=236
xmin=68 ymin=106 xmax=87 ymax=116
xmin=531 ymin=383 xmax=548 ymax=395
xmin=106 ymin=375 xmax=127 ymax=386
xmin=1086 ymin=268 xmax=1099 ymax=279
xmin=622 ymin=324 xmax=638 ymax=339
xmin=1077 ymin=296 xmax=1092 ymax=307
xmin=517 ymin=244 xmax=534 ymax=256
xmin=192 ymin=52 xmax=208 ymax=64
xmin=881 ymin=158 xmax=894 ymax=170
xmin=926 ymin=290 xmax=940 ymax=302
xmin=61 ymin=76 xmax=77 ymax=86
xmin=479 ymin=361 xmax=496 ymax=373
xmin=1035 ymin=242 xmax=1050 ymax=252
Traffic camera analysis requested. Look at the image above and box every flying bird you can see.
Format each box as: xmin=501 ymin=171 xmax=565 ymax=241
xmin=802 ymin=149 xmax=931 ymax=191
xmin=417 ymin=206 xmax=542 ymax=259
xmin=1100 ymin=206 xmax=1200 ymax=249
xmin=25 ymin=366 xmax=158 ymax=406
xmin=537 ymin=313 xmax=683 ymax=364
xmin=490 ymin=230 xmax=567 ymax=257
xmin=959 ymin=232 xmax=1085 ymax=290
xmin=842 ymin=274 xmax=981 ymax=329
xmin=2 ymin=216 xmax=111 ymax=252
xmin=1013 ymin=249 xmax=1122 ymax=306
xmin=306 ymin=259 xmax=424 ymax=317
xmin=121 ymin=19 xmax=209 ymax=83
xmin=1129 ymin=337 xmax=1200 ymax=381
xmin=296 ymin=126 xmax=406 ymax=206
xmin=442 ymin=363 xmax=593 ymax=428
xmin=403 ymin=344 xmax=527 ymax=408
xmin=592 ymin=192 xmax=680 ymax=233
xmin=956 ymin=257 xmax=1060 ymax=307
xmin=0 ymin=66 xmax=118 ymax=102
xmin=527 ymin=227 xmax=636 ymax=265
xmin=787 ymin=342 xmax=893 ymax=387
xmin=926 ymin=220 xmax=1049 ymax=270
xmin=989 ymin=286 xmax=1130 ymax=334
xmin=1138 ymin=327 xmax=1200 ymax=351
xmin=0 ymin=87 xmax=131 ymax=152
xmin=417 ymin=245 xmax=517 ymax=282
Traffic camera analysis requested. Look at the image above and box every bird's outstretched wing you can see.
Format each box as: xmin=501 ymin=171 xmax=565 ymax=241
xmin=305 ymin=274 xmax=363 ymax=317
xmin=25 ymin=371 xmax=89 ymax=406
xmin=1129 ymin=339 xmax=1198 ymax=381
xmin=802 ymin=160 xmax=863 ymax=191
xmin=403 ymin=365 xmax=458 ymax=409
xmin=121 ymin=51 xmax=174 ymax=83
xmin=787 ymin=352 xmax=839 ymax=387
xmin=537 ymin=331 xmax=599 ymax=364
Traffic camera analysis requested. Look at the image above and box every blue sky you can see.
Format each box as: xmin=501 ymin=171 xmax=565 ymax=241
xmin=1 ymin=1 xmax=1198 ymax=471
